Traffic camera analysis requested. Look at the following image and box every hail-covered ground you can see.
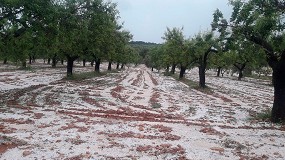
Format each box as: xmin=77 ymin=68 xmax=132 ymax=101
xmin=0 ymin=61 xmax=284 ymax=160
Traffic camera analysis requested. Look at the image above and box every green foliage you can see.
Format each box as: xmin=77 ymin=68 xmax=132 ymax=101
xmin=191 ymin=31 xmax=217 ymax=60
xmin=120 ymin=45 xmax=140 ymax=65
xmin=162 ymin=27 xmax=185 ymax=66
xmin=1 ymin=0 xmax=52 ymax=66
xmin=130 ymin=41 xmax=160 ymax=64
xmin=146 ymin=45 xmax=164 ymax=70
xmin=209 ymin=51 xmax=232 ymax=70
xmin=211 ymin=0 xmax=278 ymax=77
xmin=0 ymin=0 xmax=132 ymax=73
xmin=213 ymin=0 xmax=285 ymax=64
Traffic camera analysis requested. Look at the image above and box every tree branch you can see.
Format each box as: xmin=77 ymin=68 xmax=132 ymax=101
xmin=246 ymin=34 xmax=278 ymax=68
xmin=274 ymin=0 xmax=285 ymax=11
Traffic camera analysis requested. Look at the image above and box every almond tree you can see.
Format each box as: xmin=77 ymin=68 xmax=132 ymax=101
xmin=192 ymin=32 xmax=218 ymax=87
xmin=112 ymin=30 xmax=133 ymax=70
xmin=212 ymin=0 xmax=285 ymax=122
xmin=55 ymin=0 xmax=121 ymax=76
xmin=84 ymin=0 xmax=120 ymax=72
xmin=230 ymin=38 xmax=267 ymax=80
xmin=162 ymin=27 xmax=185 ymax=74
xmin=56 ymin=0 xmax=89 ymax=76
xmin=0 ymin=0 xmax=55 ymax=68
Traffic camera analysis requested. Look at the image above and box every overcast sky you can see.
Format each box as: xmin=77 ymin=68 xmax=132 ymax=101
xmin=111 ymin=0 xmax=232 ymax=43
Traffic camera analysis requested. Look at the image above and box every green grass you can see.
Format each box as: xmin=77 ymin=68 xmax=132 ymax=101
xmin=151 ymin=103 xmax=162 ymax=109
xmin=18 ymin=65 xmax=34 ymax=71
xmin=250 ymin=109 xmax=285 ymax=124
xmin=65 ymin=71 xmax=107 ymax=81
xmin=255 ymin=110 xmax=272 ymax=121
xmin=248 ymin=74 xmax=272 ymax=81
xmin=163 ymin=71 xmax=173 ymax=76
xmin=250 ymin=109 xmax=272 ymax=122
xmin=167 ymin=73 xmax=214 ymax=94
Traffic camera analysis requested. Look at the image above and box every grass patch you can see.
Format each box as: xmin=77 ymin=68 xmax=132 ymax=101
xmin=251 ymin=109 xmax=272 ymax=122
xmin=65 ymin=71 xmax=106 ymax=81
xmin=168 ymin=73 xmax=214 ymax=94
xmin=107 ymin=70 xmax=120 ymax=74
xmin=151 ymin=103 xmax=162 ymax=109
xmin=248 ymin=74 xmax=272 ymax=81
xmin=18 ymin=65 xmax=34 ymax=71
xmin=250 ymin=109 xmax=285 ymax=125
xmin=163 ymin=71 xmax=173 ymax=76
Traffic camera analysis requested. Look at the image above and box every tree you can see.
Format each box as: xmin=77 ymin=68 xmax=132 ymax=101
xmin=177 ymin=39 xmax=196 ymax=79
xmin=162 ymin=27 xmax=185 ymax=74
xmin=230 ymin=38 xmax=266 ymax=80
xmin=209 ymin=51 xmax=232 ymax=77
xmin=212 ymin=0 xmax=285 ymax=122
xmin=129 ymin=41 xmax=159 ymax=65
xmin=0 ymin=0 xmax=56 ymax=68
xmin=56 ymin=0 xmax=88 ymax=76
xmin=148 ymin=45 xmax=164 ymax=72
xmin=54 ymin=0 xmax=121 ymax=76
xmin=105 ymin=29 xmax=133 ymax=71
xmin=84 ymin=0 xmax=120 ymax=73
xmin=192 ymin=32 xmax=218 ymax=87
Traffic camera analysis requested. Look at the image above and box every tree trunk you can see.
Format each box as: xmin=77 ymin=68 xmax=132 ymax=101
xmin=108 ymin=61 xmax=112 ymax=71
xmin=32 ymin=56 xmax=36 ymax=63
xmin=66 ymin=55 xmax=78 ymax=77
xmin=61 ymin=60 xmax=64 ymax=65
xmin=171 ymin=64 xmax=176 ymax=74
xmin=271 ymin=59 xmax=285 ymax=122
xmin=95 ymin=59 xmax=101 ymax=72
xmin=152 ymin=67 xmax=154 ymax=72
xmin=238 ymin=70 xmax=243 ymax=80
xmin=66 ymin=57 xmax=74 ymax=77
xmin=47 ymin=58 xmax=51 ymax=65
xmin=166 ymin=66 xmax=169 ymax=73
xmin=3 ymin=58 xmax=7 ymax=64
xmin=91 ymin=60 xmax=94 ymax=67
xmin=116 ymin=62 xmax=120 ymax=69
xmin=199 ymin=66 xmax=206 ymax=88
xmin=121 ymin=63 xmax=125 ymax=69
xmin=217 ymin=67 xmax=221 ymax=77
xmin=198 ymin=47 xmax=218 ymax=87
xmin=29 ymin=56 xmax=32 ymax=64
xmin=234 ymin=62 xmax=247 ymax=81
xmin=22 ymin=61 xmax=27 ymax=68
xmin=221 ymin=70 xmax=225 ymax=77
xmin=52 ymin=56 xmax=57 ymax=68
xmin=83 ymin=59 xmax=86 ymax=67
xmin=179 ymin=65 xmax=187 ymax=79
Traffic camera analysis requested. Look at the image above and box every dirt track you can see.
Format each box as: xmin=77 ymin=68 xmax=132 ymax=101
xmin=0 ymin=64 xmax=284 ymax=159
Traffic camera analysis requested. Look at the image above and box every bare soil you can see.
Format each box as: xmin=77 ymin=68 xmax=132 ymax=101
xmin=0 ymin=63 xmax=284 ymax=160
